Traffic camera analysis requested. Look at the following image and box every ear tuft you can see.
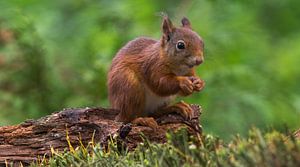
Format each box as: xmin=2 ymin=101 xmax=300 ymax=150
xmin=162 ymin=16 xmax=174 ymax=41
xmin=181 ymin=17 xmax=191 ymax=29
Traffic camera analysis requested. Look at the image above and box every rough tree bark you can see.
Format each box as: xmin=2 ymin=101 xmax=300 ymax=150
xmin=0 ymin=104 xmax=202 ymax=165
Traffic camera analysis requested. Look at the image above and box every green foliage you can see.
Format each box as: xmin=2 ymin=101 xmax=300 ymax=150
xmin=0 ymin=0 xmax=299 ymax=139
xmin=31 ymin=128 xmax=300 ymax=167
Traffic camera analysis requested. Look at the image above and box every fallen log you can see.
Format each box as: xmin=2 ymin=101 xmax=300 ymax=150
xmin=0 ymin=104 xmax=202 ymax=165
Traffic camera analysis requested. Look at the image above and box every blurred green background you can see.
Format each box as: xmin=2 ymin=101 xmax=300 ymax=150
xmin=0 ymin=0 xmax=299 ymax=140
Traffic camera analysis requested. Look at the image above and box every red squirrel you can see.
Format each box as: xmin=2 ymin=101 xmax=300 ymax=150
xmin=108 ymin=16 xmax=204 ymax=129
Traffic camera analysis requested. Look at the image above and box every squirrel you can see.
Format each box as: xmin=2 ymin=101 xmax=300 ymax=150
xmin=107 ymin=16 xmax=205 ymax=129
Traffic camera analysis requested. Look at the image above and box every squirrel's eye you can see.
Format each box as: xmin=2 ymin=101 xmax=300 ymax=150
xmin=176 ymin=40 xmax=185 ymax=50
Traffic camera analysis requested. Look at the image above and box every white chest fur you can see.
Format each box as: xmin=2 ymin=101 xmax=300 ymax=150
xmin=144 ymin=86 xmax=176 ymax=115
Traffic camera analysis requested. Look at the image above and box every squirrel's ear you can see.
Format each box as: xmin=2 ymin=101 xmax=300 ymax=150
xmin=181 ymin=17 xmax=191 ymax=29
xmin=162 ymin=16 xmax=174 ymax=41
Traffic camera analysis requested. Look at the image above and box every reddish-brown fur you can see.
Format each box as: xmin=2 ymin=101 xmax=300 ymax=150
xmin=108 ymin=16 xmax=204 ymax=129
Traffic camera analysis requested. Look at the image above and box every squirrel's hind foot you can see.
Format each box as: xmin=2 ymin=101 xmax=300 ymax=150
xmin=132 ymin=117 xmax=158 ymax=130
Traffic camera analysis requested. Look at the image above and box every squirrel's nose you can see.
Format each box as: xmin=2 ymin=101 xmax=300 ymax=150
xmin=195 ymin=57 xmax=203 ymax=65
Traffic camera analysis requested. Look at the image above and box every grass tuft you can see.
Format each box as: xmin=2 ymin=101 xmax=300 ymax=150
xmin=31 ymin=128 xmax=300 ymax=167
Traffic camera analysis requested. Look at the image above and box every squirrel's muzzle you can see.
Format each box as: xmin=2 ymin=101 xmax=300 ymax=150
xmin=195 ymin=56 xmax=204 ymax=66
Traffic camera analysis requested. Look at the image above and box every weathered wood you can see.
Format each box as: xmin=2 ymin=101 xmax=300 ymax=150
xmin=0 ymin=105 xmax=202 ymax=165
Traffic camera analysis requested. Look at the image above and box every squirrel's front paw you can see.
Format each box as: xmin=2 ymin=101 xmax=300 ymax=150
xmin=178 ymin=76 xmax=194 ymax=96
xmin=189 ymin=76 xmax=205 ymax=92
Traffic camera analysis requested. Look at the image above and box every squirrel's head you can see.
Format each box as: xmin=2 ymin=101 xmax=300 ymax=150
xmin=160 ymin=16 xmax=204 ymax=75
